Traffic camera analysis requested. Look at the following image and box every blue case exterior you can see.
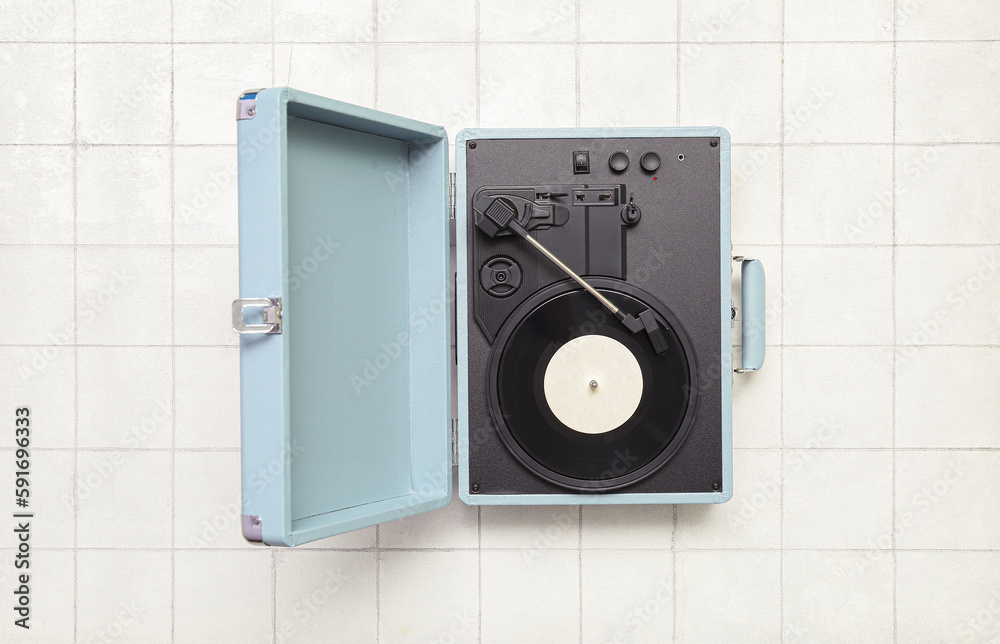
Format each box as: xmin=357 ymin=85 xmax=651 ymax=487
xmin=237 ymin=88 xmax=451 ymax=546
xmin=454 ymin=127 xmax=735 ymax=505
xmin=236 ymin=93 xmax=760 ymax=542
xmin=741 ymin=259 xmax=766 ymax=371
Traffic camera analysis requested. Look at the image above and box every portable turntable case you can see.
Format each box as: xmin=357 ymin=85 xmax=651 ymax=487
xmin=233 ymin=87 xmax=766 ymax=547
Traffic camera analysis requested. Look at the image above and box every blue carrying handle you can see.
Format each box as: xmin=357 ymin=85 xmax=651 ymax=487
xmin=736 ymin=257 xmax=766 ymax=372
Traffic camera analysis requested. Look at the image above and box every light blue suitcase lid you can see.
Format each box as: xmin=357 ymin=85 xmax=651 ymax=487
xmin=235 ymin=87 xmax=452 ymax=546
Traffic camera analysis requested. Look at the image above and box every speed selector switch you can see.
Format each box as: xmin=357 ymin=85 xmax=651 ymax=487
xmin=640 ymin=152 xmax=660 ymax=172
xmin=608 ymin=151 xmax=629 ymax=172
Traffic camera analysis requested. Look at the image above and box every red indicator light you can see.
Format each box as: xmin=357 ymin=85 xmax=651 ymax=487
xmin=653 ymin=177 xmax=657 ymax=180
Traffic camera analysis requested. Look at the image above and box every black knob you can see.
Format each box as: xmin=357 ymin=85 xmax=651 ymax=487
xmin=608 ymin=151 xmax=629 ymax=172
xmin=640 ymin=152 xmax=660 ymax=172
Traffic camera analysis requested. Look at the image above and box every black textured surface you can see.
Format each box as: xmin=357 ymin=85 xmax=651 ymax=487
xmin=465 ymin=136 xmax=723 ymax=497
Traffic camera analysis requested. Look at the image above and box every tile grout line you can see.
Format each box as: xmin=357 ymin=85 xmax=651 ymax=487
xmin=6 ymin=341 xmax=1000 ymax=349
xmin=574 ymin=0 xmax=581 ymax=128
xmin=269 ymin=2 xmax=277 ymax=641
xmin=270 ymin=0 xmax=276 ymax=87
xmin=676 ymin=0 xmax=681 ymax=126
xmin=4 ymin=38 xmax=1000 ymax=44
xmin=4 ymin=240 xmax=1000 ymax=250
xmin=170 ymin=0 xmax=177 ymax=641
xmin=477 ymin=505 xmax=482 ymax=644
xmin=8 ymin=445 xmax=1000 ymax=453
xmin=8 ymin=140 xmax=1000 ymax=148
xmin=372 ymin=5 xmax=382 ymax=641
xmin=891 ymin=2 xmax=899 ymax=642
xmin=9 ymin=445 xmax=1000 ymax=453
xmin=475 ymin=0 xmax=480 ymax=127
xmin=674 ymin=2 xmax=682 ymax=637
xmin=672 ymin=504 xmax=677 ymax=643
xmin=12 ymin=546 xmax=1000 ymax=553
xmin=271 ymin=550 xmax=277 ymax=642
xmin=373 ymin=0 xmax=379 ymax=110
xmin=72 ymin=0 xmax=78 ymax=641
xmin=576 ymin=11 xmax=582 ymax=641
xmin=578 ymin=506 xmax=583 ymax=644
xmin=779 ymin=0 xmax=786 ymax=640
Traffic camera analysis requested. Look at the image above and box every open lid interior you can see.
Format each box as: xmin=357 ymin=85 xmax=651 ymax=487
xmin=237 ymin=88 xmax=452 ymax=546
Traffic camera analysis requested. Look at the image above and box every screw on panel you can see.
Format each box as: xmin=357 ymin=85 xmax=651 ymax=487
xmin=712 ymin=482 xmax=720 ymax=490
xmin=710 ymin=139 xmax=719 ymax=147
xmin=471 ymin=483 xmax=480 ymax=493
xmin=469 ymin=141 xmax=477 ymax=149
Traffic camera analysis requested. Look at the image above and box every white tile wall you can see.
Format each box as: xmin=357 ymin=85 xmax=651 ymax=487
xmin=1 ymin=1 xmax=997 ymax=642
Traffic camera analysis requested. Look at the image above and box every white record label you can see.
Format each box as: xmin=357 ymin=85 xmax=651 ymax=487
xmin=542 ymin=334 xmax=644 ymax=435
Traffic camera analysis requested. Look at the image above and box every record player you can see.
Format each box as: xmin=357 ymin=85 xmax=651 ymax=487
xmin=232 ymin=88 xmax=766 ymax=546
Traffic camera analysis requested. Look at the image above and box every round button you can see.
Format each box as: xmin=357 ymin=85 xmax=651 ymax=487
xmin=640 ymin=152 xmax=660 ymax=172
xmin=608 ymin=151 xmax=629 ymax=172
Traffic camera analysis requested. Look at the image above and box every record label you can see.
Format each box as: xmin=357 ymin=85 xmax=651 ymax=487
xmin=542 ymin=334 xmax=644 ymax=435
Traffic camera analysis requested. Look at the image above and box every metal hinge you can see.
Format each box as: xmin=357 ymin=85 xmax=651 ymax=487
xmin=451 ymin=419 xmax=458 ymax=467
xmin=232 ymin=298 xmax=282 ymax=335
xmin=449 ymin=172 xmax=456 ymax=219
xmin=237 ymin=89 xmax=263 ymax=121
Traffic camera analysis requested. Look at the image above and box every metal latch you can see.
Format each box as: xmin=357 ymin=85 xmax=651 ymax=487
xmin=232 ymin=298 xmax=282 ymax=335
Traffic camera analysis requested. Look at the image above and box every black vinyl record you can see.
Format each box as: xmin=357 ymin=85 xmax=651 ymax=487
xmin=487 ymin=277 xmax=698 ymax=491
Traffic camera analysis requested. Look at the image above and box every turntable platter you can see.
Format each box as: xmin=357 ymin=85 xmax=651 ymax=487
xmin=487 ymin=278 xmax=699 ymax=491
xmin=542 ymin=334 xmax=644 ymax=435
